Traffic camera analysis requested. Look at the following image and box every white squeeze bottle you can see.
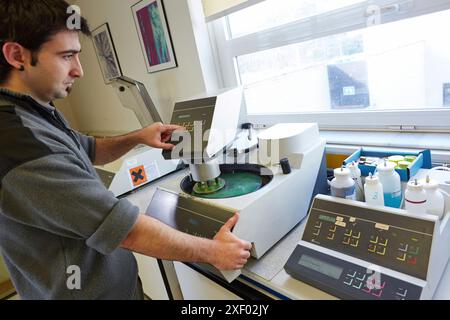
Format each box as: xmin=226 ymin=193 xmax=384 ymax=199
xmin=348 ymin=162 xmax=364 ymax=201
xmin=404 ymin=179 xmax=427 ymax=214
xmin=364 ymin=173 xmax=384 ymax=206
xmin=376 ymin=160 xmax=402 ymax=208
xmin=423 ymin=176 xmax=445 ymax=219
xmin=330 ymin=167 xmax=356 ymax=200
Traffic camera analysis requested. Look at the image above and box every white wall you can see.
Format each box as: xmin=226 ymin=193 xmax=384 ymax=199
xmin=68 ymin=0 xmax=209 ymax=135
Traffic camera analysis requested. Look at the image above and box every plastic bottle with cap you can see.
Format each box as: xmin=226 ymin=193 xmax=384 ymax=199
xmin=376 ymin=160 xmax=402 ymax=208
xmin=364 ymin=173 xmax=384 ymax=206
xmin=423 ymin=176 xmax=445 ymax=219
xmin=405 ymin=179 xmax=427 ymax=214
xmin=330 ymin=166 xmax=356 ymax=200
xmin=348 ymin=162 xmax=364 ymax=201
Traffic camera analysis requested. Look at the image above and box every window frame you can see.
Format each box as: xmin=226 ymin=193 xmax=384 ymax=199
xmin=208 ymin=0 xmax=450 ymax=132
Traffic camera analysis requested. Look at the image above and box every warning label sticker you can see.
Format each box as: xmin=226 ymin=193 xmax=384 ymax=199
xmin=129 ymin=165 xmax=148 ymax=187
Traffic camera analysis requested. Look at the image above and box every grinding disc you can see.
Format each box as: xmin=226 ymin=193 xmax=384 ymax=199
xmin=192 ymin=171 xmax=263 ymax=199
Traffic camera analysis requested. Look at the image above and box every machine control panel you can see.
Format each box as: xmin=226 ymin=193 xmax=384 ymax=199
xmin=302 ymin=197 xmax=434 ymax=280
xmin=147 ymin=188 xmax=235 ymax=239
xmin=170 ymin=97 xmax=215 ymax=132
xmin=163 ymin=98 xmax=216 ymax=160
xmin=285 ymin=244 xmax=423 ymax=300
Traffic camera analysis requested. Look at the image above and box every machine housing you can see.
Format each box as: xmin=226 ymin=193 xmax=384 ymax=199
xmin=147 ymin=90 xmax=327 ymax=282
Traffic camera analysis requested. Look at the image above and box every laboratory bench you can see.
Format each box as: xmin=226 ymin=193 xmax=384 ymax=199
xmin=124 ymin=168 xmax=450 ymax=300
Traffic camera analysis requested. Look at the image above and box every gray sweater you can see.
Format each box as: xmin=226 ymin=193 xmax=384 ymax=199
xmin=0 ymin=89 xmax=142 ymax=299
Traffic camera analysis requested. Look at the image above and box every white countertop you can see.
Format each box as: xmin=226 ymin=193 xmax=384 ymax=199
xmin=125 ymin=169 xmax=450 ymax=300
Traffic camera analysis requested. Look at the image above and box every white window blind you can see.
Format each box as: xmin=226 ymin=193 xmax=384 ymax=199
xmin=201 ymin=0 xmax=265 ymax=22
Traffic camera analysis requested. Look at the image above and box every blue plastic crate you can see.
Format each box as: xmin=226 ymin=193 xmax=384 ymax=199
xmin=343 ymin=148 xmax=432 ymax=182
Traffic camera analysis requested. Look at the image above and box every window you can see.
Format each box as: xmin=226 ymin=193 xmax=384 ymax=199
xmin=209 ymin=0 xmax=450 ymax=131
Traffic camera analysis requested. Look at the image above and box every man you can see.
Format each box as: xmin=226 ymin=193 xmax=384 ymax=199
xmin=0 ymin=0 xmax=252 ymax=299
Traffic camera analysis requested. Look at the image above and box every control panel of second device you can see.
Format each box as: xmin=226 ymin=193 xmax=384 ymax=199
xmin=302 ymin=199 xmax=434 ymax=281
xmin=286 ymin=244 xmax=423 ymax=300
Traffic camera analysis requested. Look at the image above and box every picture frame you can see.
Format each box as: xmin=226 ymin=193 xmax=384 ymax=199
xmin=91 ymin=23 xmax=122 ymax=84
xmin=132 ymin=0 xmax=177 ymax=73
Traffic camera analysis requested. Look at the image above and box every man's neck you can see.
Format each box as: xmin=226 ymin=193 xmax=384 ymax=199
xmin=1 ymin=82 xmax=50 ymax=106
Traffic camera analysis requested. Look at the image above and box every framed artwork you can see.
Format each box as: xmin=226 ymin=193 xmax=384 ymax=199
xmin=132 ymin=0 xmax=177 ymax=73
xmin=92 ymin=23 xmax=122 ymax=84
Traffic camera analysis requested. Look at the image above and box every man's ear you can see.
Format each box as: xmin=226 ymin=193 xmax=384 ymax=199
xmin=2 ymin=42 xmax=28 ymax=70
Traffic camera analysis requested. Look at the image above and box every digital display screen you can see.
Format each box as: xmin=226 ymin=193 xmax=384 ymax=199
xmin=298 ymin=254 xmax=344 ymax=280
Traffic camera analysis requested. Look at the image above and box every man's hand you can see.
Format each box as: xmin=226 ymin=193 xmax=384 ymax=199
xmin=138 ymin=122 xmax=184 ymax=150
xmin=210 ymin=213 xmax=252 ymax=270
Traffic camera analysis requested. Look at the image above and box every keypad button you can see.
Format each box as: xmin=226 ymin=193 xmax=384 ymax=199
xmin=407 ymin=256 xmax=417 ymax=265
xmin=362 ymin=286 xmax=372 ymax=294
xmin=396 ymin=252 xmax=407 ymax=261
xmin=343 ymin=277 xmax=354 ymax=286
xmin=350 ymin=238 xmax=359 ymax=247
xmin=409 ymin=245 xmax=420 ymax=255
xmin=356 ymin=273 xmax=366 ymax=281
xmin=396 ymin=288 xmax=408 ymax=298
xmin=376 ymin=246 xmax=386 ymax=255
xmin=398 ymin=243 xmax=408 ymax=252
xmin=371 ymin=289 xmax=383 ymax=298
xmin=346 ymin=270 xmax=357 ymax=278
xmin=352 ymin=280 xmax=364 ymax=290
xmin=378 ymin=238 xmax=388 ymax=246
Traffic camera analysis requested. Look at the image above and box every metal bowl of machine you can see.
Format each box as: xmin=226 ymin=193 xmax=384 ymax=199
xmin=180 ymin=164 xmax=273 ymax=199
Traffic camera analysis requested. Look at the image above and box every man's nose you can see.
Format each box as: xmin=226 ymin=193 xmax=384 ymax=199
xmin=70 ymin=56 xmax=84 ymax=78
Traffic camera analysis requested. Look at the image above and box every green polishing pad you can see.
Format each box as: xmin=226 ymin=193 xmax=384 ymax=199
xmin=193 ymin=171 xmax=263 ymax=199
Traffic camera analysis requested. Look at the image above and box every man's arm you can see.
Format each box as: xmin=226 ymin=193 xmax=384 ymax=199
xmin=121 ymin=213 xmax=252 ymax=270
xmin=93 ymin=123 xmax=183 ymax=166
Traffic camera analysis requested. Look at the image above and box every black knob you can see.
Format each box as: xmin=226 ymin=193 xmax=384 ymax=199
xmin=119 ymin=86 xmax=126 ymax=92
xmin=280 ymin=158 xmax=291 ymax=174
xmin=241 ymin=123 xmax=253 ymax=130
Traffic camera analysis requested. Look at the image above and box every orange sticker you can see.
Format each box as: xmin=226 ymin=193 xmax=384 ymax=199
xmin=129 ymin=165 xmax=148 ymax=187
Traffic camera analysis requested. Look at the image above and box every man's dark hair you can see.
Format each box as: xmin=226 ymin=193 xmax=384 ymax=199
xmin=0 ymin=0 xmax=91 ymax=84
